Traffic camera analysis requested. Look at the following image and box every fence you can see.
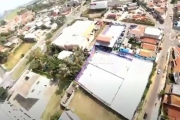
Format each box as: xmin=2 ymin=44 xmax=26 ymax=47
xmin=119 ymin=49 xmax=155 ymax=62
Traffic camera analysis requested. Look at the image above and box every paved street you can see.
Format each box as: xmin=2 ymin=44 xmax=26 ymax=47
xmin=136 ymin=2 xmax=180 ymax=120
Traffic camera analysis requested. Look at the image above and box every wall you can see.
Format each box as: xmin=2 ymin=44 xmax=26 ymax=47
xmin=119 ymin=48 xmax=155 ymax=61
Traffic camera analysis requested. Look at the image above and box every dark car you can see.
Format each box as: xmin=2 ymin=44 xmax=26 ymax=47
xmin=143 ymin=113 xmax=148 ymax=119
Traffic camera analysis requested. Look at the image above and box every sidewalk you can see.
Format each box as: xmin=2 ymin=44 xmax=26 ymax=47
xmin=134 ymin=48 xmax=171 ymax=120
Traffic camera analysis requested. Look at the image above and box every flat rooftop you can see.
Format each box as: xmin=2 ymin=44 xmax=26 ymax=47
xmin=77 ymin=51 xmax=153 ymax=119
xmin=96 ymin=24 xmax=125 ymax=48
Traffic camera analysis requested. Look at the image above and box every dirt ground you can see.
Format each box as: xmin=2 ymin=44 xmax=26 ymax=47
xmin=69 ymin=89 xmax=122 ymax=120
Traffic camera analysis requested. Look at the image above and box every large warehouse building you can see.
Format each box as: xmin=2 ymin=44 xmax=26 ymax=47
xmin=52 ymin=20 xmax=96 ymax=50
xmin=76 ymin=50 xmax=153 ymax=119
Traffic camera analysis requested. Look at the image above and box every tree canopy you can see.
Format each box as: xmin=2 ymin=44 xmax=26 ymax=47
xmin=50 ymin=112 xmax=61 ymax=120
xmin=29 ymin=45 xmax=89 ymax=82
xmin=0 ymin=87 xmax=8 ymax=101
xmin=0 ymin=20 xmax=7 ymax=26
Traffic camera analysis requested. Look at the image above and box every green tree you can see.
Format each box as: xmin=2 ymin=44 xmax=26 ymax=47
xmin=46 ymin=33 xmax=53 ymax=39
xmin=0 ymin=87 xmax=8 ymax=101
xmin=159 ymin=90 xmax=165 ymax=97
xmin=50 ymin=112 xmax=61 ymax=120
xmin=0 ymin=52 xmax=8 ymax=64
xmin=0 ymin=20 xmax=7 ymax=26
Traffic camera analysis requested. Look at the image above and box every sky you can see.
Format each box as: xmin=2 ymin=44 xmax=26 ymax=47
xmin=0 ymin=0 xmax=33 ymax=14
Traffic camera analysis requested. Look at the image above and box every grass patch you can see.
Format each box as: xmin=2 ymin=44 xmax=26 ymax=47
xmin=41 ymin=81 xmax=71 ymax=120
xmin=68 ymin=88 xmax=125 ymax=120
xmin=12 ymin=58 xmax=28 ymax=80
xmin=41 ymin=91 xmax=62 ymax=120
xmin=6 ymin=8 xmax=23 ymax=20
xmin=5 ymin=42 xmax=35 ymax=70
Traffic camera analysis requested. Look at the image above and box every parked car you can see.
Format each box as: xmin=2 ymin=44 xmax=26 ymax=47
xmin=143 ymin=113 xmax=148 ymax=119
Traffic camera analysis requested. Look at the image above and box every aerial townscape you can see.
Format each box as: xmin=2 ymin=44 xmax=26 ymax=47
xmin=0 ymin=0 xmax=180 ymax=120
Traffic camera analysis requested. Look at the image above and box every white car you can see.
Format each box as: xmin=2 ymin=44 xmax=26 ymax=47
xmin=157 ymin=69 xmax=161 ymax=74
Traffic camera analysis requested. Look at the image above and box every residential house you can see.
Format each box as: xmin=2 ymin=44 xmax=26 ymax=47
xmin=59 ymin=110 xmax=81 ymax=120
xmin=128 ymin=25 xmax=145 ymax=40
xmin=141 ymin=43 xmax=157 ymax=51
xmin=144 ymin=27 xmax=163 ymax=40
xmin=163 ymin=94 xmax=180 ymax=120
xmin=171 ymin=47 xmax=180 ymax=73
xmin=4 ymin=37 xmax=20 ymax=48
xmin=141 ymin=37 xmax=158 ymax=45
xmin=24 ymin=33 xmax=36 ymax=42
xmin=9 ymin=70 xmax=52 ymax=119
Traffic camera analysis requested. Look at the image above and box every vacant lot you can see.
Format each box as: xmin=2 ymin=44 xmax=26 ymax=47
xmin=6 ymin=8 xmax=23 ymax=20
xmin=41 ymin=81 xmax=71 ymax=120
xmin=5 ymin=43 xmax=34 ymax=70
xmin=69 ymin=89 xmax=122 ymax=120
xmin=41 ymin=91 xmax=62 ymax=120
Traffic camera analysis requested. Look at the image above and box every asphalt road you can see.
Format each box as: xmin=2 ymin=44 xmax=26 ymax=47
xmin=141 ymin=3 xmax=178 ymax=120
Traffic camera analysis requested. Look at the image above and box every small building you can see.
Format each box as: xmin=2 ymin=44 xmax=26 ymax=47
xmin=90 ymin=1 xmax=108 ymax=10
xmin=24 ymin=33 xmax=36 ymax=42
xmin=144 ymin=27 xmax=163 ymax=40
xmin=58 ymin=50 xmax=73 ymax=60
xmin=59 ymin=110 xmax=81 ymax=120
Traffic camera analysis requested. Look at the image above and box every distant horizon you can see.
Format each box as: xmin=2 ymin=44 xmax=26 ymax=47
xmin=0 ymin=0 xmax=35 ymax=15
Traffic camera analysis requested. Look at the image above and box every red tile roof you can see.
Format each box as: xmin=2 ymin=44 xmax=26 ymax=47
xmin=173 ymin=47 xmax=180 ymax=72
xmin=142 ymin=43 xmax=156 ymax=51
xmin=141 ymin=37 xmax=157 ymax=45
xmin=163 ymin=104 xmax=180 ymax=120
xmin=96 ymin=35 xmax=112 ymax=43
xmin=129 ymin=25 xmax=145 ymax=37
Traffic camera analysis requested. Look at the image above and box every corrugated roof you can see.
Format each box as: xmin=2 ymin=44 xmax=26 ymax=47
xmin=142 ymin=43 xmax=156 ymax=51
xmin=96 ymin=35 xmax=112 ymax=43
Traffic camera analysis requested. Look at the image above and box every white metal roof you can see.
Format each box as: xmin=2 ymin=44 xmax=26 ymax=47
xmin=144 ymin=27 xmax=162 ymax=36
xmin=89 ymin=51 xmax=132 ymax=78
xmin=172 ymin=84 xmax=180 ymax=96
xmin=96 ymin=25 xmax=125 ymax=48
xmin=24 ymin=33 xmax=36 ymax=39
xmin=63 ymin=20 xmax=93 ymax=36
xmin=77 ymin=51 xmax=153 ymax=119
xmin=110 ymin=58 xmax=153 ymax=119
xmin=58 ymin=50 xmax=73 ymax=60
xmin=78 ymin=64 xmax=124 ymax=105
